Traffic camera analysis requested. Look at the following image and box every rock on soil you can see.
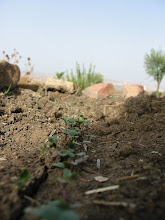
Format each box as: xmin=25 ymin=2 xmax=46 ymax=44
xmin=45 ymin=77 xmax=76 ymax=93
xmin=123 ymin=83 xmax=144 ymax=99
xmin=0 ymin=59 xmax=20 ymax=90
xmin=18 ymin=76 xmax=44 ymax=91
xmin=82 ymin=83 xmax=114 ymax=99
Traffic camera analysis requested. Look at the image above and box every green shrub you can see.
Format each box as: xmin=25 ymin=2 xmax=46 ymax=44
xmin=55 ymin=72 xmax=65 ymax=79
xmin=66 ymin=62 xmax=103 ymax=94
xmin=152 ymin=91 xmax=163 ymax=97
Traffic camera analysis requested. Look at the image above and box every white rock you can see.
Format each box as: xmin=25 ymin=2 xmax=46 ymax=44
xmin=94 ymin=176 xmax=109 ymax=182
xmin=45 ymin=77 xmax=76 ymax=93
xmin=18 ymin=76 xmax=44 ymax=91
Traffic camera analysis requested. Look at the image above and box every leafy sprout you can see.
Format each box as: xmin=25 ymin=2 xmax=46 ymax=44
xmin=76 ymin=115 xmax=91 ymax=127
xmin=52 ymin=161 xmax=78 ymax=168
xmin=15 ymin=169 xmax=31 ymax=189
xmin=48 ymin=135 xmax=58 ymax=148
xmin=57 ymin=149 xmax=75 ymax=158
xmin=4 ymin=84 xmax=12 ymax=96
xmin=75 ymin=152 xmax=86 ymax=156
xmin=55 ymin=71 xmax=65 ymax=79
xmin=57 ymin=168 xmax=77 ymax=183
xmin=63 ymin=129 xmax=80 ymax=137
xmin=63 ymin=117 xmax=77 ymax=124
xmin=19 ymin=169 xmax=31 ymax=182
xmin=66 ymin=140 xmax=77 ymax=148
xmin=25 ymin=200 xmax=79 ymax=220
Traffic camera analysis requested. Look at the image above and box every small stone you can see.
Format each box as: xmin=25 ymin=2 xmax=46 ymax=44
xmin=0 ymin=157 xmax=7 ymax=162
xmin=94 ymin=176 xmax=109 ymax=182
xmin=118 ymin=146 xmax=133 ymax=157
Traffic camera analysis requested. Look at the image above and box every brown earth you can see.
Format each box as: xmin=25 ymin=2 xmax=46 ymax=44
xmin=0 ymin=86 xmax=165 ymax=220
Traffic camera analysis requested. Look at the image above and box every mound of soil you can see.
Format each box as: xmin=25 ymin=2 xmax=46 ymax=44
xmin=0 ymin=87 xmax=165 ymax=220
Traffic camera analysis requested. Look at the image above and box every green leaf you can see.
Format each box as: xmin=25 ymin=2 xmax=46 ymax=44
xmin=76 ymin=116 xmax=84 ymax=123
xmin=19 ymin=169 xmax=31 ymax=182
xmin=70 ymin=161 xmax=78 ymax=166
xmin=57 ymin=177 xmax=69 ymax=183
xmin=52 ymin=162 xmax=65 ymax=168
xmin=25 ymin=200 xmax=79 ymax=220
xmin=63 ymin=117 xmax=77 ymax=123
xmin=4 ymin=84 xmax=12 ymax=96
xmin=68 ymin=148 xmax=75 ymax=153
xmin=63 ymin=129 xmax=80 ymax=137
xmin=63 ymin=168 xmax=72 ymax=178
xmin=63 ymin=168 xmax=77 ymax=179
xmin=67 ymin=151 xmax=75 ymax=158
xmin=66 ymin=140 xmax=76 ymax=148
xmin=57 ymin=149 xmax=75 ymax=158
xmin=57 ymin=151 xmax=68 ymax=157
xmin=48 ymin=135 xmax=58 ymax=145
xmin=53 ymin=200 xmax=69 ymax=209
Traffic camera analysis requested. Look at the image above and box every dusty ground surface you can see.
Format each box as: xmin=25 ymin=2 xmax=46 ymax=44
xmin=0 ymin=86 xmax=165 ymax=220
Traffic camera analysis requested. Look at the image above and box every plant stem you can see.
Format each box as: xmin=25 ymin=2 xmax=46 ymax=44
xmin=62 ymin=188 xmax=66 ymax=200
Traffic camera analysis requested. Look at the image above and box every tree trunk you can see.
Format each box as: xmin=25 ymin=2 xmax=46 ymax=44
xmin=157 ymin=81 xmax=160 ymax=93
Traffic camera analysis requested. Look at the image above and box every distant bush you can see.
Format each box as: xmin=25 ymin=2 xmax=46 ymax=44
xmin=152 ymin=91 xmax=163 ymax=97
xmin=66 ymin=62 xmax=103 ymax=94
xmin=54 ymin=72 xmax=65 ymax=79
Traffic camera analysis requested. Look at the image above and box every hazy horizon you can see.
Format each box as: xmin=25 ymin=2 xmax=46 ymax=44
xmin=1 ymin=0 xmax=165 ymax=89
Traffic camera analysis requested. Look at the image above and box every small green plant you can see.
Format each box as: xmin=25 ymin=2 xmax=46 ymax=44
xmin=105 ymin=89 xmax=115 ymax=99
xmin=14 ymin=169 xmax=31 ymax=189
xmin=57 ymin=168 xmax=77 ymax=184
xmin=63 ymin=128 xmax=80 ymax=138
xmin=25 ymin=200 xmax=79 ymax=220
xmin=66 ymin=62 xmax=103 ymax=94
xmin=57 ymin=148 xmax=75 ymax=158
xmin=152 ymin=91 xmax=163 ymax=97
xmin=20 ymin=169 xmax=31 ymax=182
xmin=52 ymin=161 xmax=78 ymax=168
xmin=48 ymin=135 xmax=58 ymax=148
xmin=46 ymin=115 xmax=93 ymax=208
xmin=4 ymin=84 xmax=12 ymax=96
xmin=55 ymin=72 xmax=65 ymax=79
xmin=62 ymin=117 xmax=77 ymax=128
xmin=76 ymin=114 xmax=91 ymax=128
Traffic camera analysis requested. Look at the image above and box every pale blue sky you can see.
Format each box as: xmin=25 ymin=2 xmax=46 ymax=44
xmin=1 ymin=0 xmax=165 ymax=88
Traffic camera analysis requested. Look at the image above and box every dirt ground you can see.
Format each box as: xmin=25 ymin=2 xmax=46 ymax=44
xmin=0 ymin=86 xmax=165 ymax=220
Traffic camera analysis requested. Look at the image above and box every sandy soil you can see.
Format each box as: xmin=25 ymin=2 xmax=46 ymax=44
xmin=0 ymin=86 xmax=165 ymax=220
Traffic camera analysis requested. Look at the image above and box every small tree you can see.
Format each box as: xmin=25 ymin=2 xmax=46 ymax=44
xmin=144 ymin=49 xmax=165 ymax=93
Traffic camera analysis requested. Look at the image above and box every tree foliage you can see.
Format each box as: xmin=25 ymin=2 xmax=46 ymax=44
xmin=144 ymin=49 xmax=165 ymax=92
